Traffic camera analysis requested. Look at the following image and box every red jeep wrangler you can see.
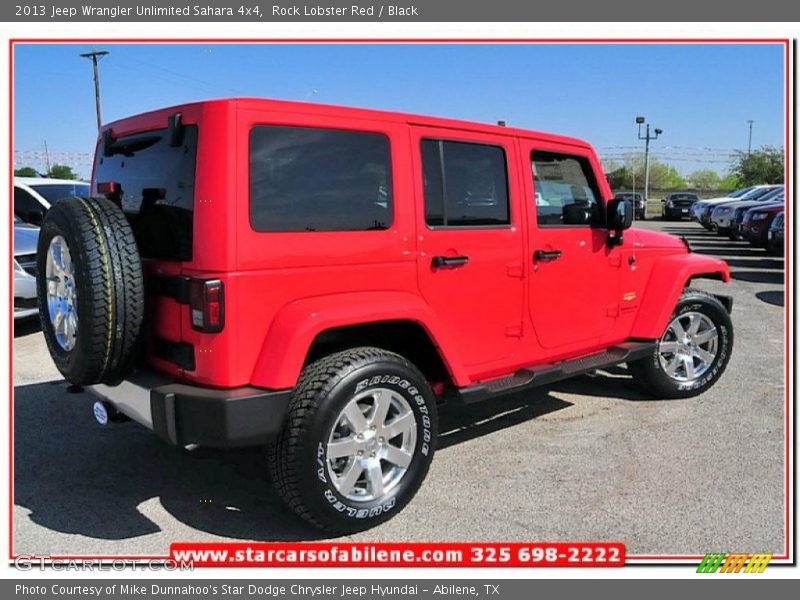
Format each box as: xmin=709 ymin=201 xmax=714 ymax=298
xmin=37 ymin=98 xmax=733 ymax=532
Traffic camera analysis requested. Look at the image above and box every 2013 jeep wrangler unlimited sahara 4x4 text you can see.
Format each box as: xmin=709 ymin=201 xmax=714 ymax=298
xmin=37 ymin=98 xmax=733 ymax=532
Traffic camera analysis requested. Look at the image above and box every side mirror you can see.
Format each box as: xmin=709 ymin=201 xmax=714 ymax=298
xmin=606 ymin=198 xmax=633 ymax=246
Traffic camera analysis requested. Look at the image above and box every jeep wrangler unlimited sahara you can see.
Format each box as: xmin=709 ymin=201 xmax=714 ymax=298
xmin=37 ymin=98 xmax=733 ymax=532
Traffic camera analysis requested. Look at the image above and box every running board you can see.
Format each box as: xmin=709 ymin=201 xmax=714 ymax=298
xmin=449 ymin=341 xmax=657 ymax=405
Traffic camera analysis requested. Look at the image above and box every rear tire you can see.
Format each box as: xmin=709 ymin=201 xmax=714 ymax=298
xmin=628 ymin=288 xmax=733 ymax=399
xmin=36 ymin=197 xmax=144 ymax=386
xmin=268 ymin=347 xmax=438 ymax=532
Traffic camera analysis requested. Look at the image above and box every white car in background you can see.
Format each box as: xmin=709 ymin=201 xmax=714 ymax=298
xmin=13 ymin=177 xmax=90 ymax=225
xmin=691 ymin=184 xmax=779 ymax=227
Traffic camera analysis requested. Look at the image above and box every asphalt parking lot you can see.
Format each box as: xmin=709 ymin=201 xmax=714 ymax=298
xmin=12 ymin=218 xmax=786 ymax=558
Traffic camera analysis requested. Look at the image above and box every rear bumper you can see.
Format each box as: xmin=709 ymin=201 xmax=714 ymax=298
xmin=89 ymin=369 xmax=292 ymax=447
xmin=664 ymin=207 xmax=692 ymax=219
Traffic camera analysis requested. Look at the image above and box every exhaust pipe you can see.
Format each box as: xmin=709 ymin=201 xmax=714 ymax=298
xmin=92 ymin=401 xmax=130 ymax=425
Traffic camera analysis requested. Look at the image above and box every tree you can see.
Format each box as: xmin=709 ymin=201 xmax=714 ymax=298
xmin=718 ymin=172 xmax=741 ymax=191
xmin=14 ymin=166 xmax=38 ymax=177
xmin=731 ymin=146 xmax=784 ymax=186
xmin=604 ymin=154 xmax=686 ymax=192
xmin=605 ymin=165 xmax=632 ymax=191
xmin=647 ymin=162 xmax=686 ymax=190
xmin=47 ymin=164 xmax=78 ymax=180
xmin=687 ymin=169 xmax=720 ymax=191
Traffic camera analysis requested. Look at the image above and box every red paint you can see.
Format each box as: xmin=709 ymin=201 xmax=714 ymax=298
xmin=95 ymin=98 xmax=729 ymax=390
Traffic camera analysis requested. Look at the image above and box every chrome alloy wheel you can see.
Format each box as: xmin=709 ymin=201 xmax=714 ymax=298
xmin=658 ymin=311 xmax=718 ymax=382
xmin=326 ymin=388 xmax=417 ymax=502
xmin=45 ymin=235 xmax=78 ymax=351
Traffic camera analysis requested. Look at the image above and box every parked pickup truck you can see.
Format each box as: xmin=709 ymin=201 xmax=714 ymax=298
xmin=36 ymin=98 xmax=734 ymax=532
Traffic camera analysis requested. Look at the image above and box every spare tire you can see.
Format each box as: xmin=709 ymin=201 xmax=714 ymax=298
xmin=36 ymin=197 xmax=144 ymax=386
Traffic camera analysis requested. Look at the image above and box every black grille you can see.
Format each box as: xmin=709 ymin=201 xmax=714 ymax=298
xmin=14 ymin=297 xmax=38 ymax=310
xmin=15 ymin=253 xmax=37 ymax=276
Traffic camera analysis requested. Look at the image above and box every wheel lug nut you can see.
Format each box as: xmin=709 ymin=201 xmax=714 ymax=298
xmin=357 ymin=450 xmax=363 ymax=456
xmin=370 ymin=452 xmax=376 ymax=458
xmin=378 ymin=437 xmax=384 ymax=443
xmin=356 ymin=433 xmax=363 ymax=440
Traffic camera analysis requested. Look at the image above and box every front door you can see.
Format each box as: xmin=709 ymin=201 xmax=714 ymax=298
xmin=412 ymin=127 xmax=525 ymax=372
xmin=522 ymin=142 xmax=620 ymax=351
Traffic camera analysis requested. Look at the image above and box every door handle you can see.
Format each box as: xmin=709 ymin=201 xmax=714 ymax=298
xmin=533 ymin=249 xmax=562 ymax=261
xmin=432 ymin=255 xmax=469 ymax=268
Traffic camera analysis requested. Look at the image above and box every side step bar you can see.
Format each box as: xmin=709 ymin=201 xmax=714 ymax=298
xmin=448 ymin=340 xmax=657 ymax=405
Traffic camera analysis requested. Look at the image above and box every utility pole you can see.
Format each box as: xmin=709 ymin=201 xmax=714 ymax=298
xmin=747 ymin=120 xmax=754 ymax=155
xmin=80 ymin=48 xmax=109 ymax=132
xmin=43 ymin=139 xmax=51 ymax=175
xmin=635 ymin=116 xmax=663 ymax=209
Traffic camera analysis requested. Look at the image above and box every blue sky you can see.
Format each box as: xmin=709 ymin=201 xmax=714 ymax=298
xmin=13 ymin=43 xmax=785 ymax=178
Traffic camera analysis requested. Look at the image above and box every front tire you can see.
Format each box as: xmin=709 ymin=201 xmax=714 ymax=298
xmin=628 ymin=288 xmax=733 ymax=399
xmin=268 ymin=347 xmax=438 ymax=533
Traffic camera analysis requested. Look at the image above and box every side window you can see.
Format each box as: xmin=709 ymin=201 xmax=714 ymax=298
xmin=14 ymin=187 xmax=45 ymax=222
xmin=532 ymin=151 xmax=602 ymax=227
xmin=250 ymin=125 xmax=392 ymax=232
xmin=422 ymin=139 xmax=510 ymax=227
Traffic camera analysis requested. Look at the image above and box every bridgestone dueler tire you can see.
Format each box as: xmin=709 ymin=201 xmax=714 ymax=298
xmin=36 ymin=197 xmax=144 ymax=386
xmin=628 ymin=288 xmax=733 ymax=399
xmin=268 ymin=347 xmax=438 ymax=533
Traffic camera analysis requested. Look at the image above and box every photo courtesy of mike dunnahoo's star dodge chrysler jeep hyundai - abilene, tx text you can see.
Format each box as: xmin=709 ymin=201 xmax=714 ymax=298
xmin=35 ymin=98 xmax=733 ymax=532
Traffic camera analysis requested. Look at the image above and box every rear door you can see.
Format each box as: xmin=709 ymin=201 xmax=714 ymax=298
xmin=411 ymin=127 xmax=525 ymax=373
xmin=521 ymin=141 xmax=620 ymax=351
xmin=92 ymin=122 xmax=200 ymax=377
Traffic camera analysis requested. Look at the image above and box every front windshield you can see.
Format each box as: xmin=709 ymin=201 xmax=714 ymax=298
xmin=729 ymin=186 xmax=755 ymax=198
xmin=758 ymin=187 xmax=784 ymax=202
xmin=740 ymin=187 xmax=775 ymax=201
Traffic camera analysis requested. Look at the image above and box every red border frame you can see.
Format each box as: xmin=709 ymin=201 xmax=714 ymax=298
xmin=8 ymin=37 xmax=793 ymax=566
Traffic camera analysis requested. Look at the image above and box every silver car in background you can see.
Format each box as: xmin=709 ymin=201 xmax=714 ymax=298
xmin=14 ymin=216 xmax=40 ymax=319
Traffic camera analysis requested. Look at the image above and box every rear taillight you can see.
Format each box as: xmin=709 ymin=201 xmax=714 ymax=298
xmin=189 ymin=279 xmax=224 ymax=333
xmin=97 ymin=180 xmax=118 ymax=195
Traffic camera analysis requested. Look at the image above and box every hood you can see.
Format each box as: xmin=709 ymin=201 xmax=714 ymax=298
xmin=631 ymin=228 xmax=687 ymax=251
xmin=695 ymin=197 xmax=736 ymax=207
xmin=719 ymin=199 xmax=762 ymax=210
xmin=14 ymin=225 xmax=39 ymax=256
xmin=750 ymin=202 xmax=784 ymax=213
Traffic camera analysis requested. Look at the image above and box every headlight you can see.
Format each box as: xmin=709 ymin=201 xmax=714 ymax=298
xmin=13 ymin=259 xmax=23 ymax=273
xmin=666 ymin=200 xmax=674 ymax=207
xmin=717 ymin=207 xmax=732 ymax=215
xmin=752 ymin=213 xmax=768 ymax=221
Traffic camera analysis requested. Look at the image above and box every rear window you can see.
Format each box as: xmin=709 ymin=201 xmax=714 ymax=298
xmin=30 ymin=183 xmax=90 ymax=203
xmin=93 ymin=126 xmax=198 ymax=261
xmin=249 ymin=125 xmax=392 ymax=232
xmin=669 ymin=193 xmax=698 ymax=201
